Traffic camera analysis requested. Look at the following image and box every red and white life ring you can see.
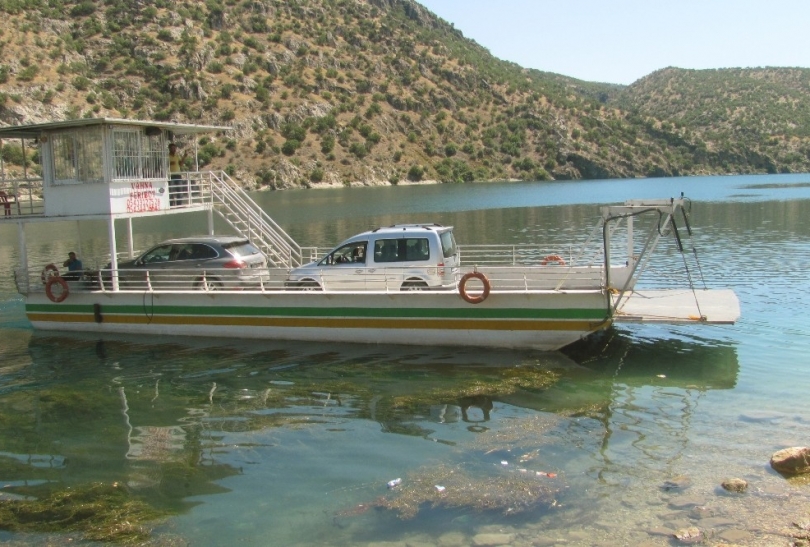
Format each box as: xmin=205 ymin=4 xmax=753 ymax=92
xmin=540 ymin=254 xmax=566 ymax=266
xmin=41 ymin=263 xmax=59 ymax=284
xmin=45 ymin=276 xmax=70 ymax=303
xmin=458 ymin=271 xmax=491 ymax=304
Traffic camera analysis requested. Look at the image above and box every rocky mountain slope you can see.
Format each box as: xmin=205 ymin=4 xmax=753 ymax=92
xmin=1 ymin=0 xmax=808 ymax=188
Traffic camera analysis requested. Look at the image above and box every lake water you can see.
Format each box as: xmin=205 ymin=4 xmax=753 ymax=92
xmin=1 ymin=174 xmax=810 ymax=546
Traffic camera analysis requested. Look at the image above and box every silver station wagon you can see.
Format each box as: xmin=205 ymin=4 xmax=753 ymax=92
xmin=286 ymin=224 xmax=459 ymax=291
xmin=105 ymin=236 xmax=268 ymax=290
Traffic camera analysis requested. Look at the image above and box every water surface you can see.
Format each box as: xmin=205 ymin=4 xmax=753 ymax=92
xmin=1 ymin=174 xmax=809 ymax=546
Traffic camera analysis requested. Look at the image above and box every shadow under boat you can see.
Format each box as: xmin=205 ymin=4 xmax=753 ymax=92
xmin=21 ymin=324 xmax=739 ymax=424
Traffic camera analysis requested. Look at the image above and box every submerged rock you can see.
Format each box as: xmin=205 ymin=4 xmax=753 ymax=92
xmin=770 ymin=447 xmax=810 ymax=475
xmin=721 ymin=477 xmax=748 ymax=493
xmin=660 ymin=475 xmax=691 ymax=492
xmin=471 ymin=532 xmax=515 ymax=546
xmin=673 ymin=526 xmax=703 ymax=544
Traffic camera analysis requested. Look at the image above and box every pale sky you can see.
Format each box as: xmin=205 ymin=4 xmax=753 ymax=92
xmin=416 ymin=0 xmax=810 ymax=85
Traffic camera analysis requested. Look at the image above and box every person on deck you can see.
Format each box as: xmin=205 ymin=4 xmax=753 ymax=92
xmin=168 ymin=143 xmax=187 ymax=206
xmin=62 ymin=251 xmax=83 ymax=281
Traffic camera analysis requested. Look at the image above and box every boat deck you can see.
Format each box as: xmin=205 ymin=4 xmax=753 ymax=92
xmin=613 ymin=289 xmax=740 ymax=324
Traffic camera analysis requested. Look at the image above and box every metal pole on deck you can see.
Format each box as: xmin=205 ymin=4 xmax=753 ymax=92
xmin=21 ymin=139 xmax=27 ymax=180
xmin=17 ymin=221 xmax=28 ymax=281
xmin=108 ymin=217 xmax=119 ymax=291
xmin=75 ymin=220 xmax=84 ymax=266
xmin=627 ymin=215 xmax=634 ymax=267
xmin=207 ymin=208 xmax=214 ymax=235
xmin=127 ymin=217 xmax=134 ymax=258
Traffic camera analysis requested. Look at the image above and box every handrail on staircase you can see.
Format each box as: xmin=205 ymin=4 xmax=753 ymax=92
xmin=208 ymin=171 xmax=303 ymax=268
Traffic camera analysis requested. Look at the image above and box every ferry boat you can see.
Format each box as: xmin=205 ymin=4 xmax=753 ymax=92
xmin=0 ymin=118 xmax=739 ymax=351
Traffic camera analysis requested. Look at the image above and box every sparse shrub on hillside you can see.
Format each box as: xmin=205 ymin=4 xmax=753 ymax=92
xmin=70 ymin=1 xmax=95 ymax=17
xmin=310 ymin=168 xmax=324 ymax=183
xmin=349 ymin=142 xmax=368 ymax=159
xmin=407 ymin=164 xmax=424 ymax=181
xmin=320 ymin=134 xmax=335 ymax=154
xmin=281 ymin=140 xmax=300 ymax=156
xmin=17 ymin=65 xmax=38 ymax=82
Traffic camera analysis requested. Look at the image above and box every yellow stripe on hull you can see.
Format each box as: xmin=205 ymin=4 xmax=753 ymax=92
xmin=27 ymin=312 xmax=608 ymax=332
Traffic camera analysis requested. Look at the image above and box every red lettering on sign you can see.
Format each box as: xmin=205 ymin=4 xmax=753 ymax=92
xmin=126 ymin=197 xmax=161 ymax=212
xmin=126 ymin=182 xmax=161 ymax=212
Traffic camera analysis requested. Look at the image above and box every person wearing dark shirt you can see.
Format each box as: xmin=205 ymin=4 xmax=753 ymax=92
xmin=62 ymin=251 xmax=83 ymax=281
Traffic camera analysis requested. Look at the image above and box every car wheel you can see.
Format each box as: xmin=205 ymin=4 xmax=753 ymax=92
xmin=401 ymin=280 xmax=429 ymax=291
xmin=195 ymin=276 xmax=223 ymax=291
xmin=298 ymin=279 xmax=322 ymax=291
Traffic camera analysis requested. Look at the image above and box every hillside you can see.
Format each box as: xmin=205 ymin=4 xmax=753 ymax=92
xmin=1 ymin=0 xmax=809 ymax=189
xmin=616 ymin=67 xmax=810 ymax=174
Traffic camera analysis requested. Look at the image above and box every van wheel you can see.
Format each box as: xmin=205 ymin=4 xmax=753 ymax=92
xmin=401 ymin=280 xmax=428 ymax=291
xmin=195 ymin=277 xmax=223 ymax=291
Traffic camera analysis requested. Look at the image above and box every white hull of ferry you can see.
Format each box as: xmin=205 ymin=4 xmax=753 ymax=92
xmin=24 ymin=289 xmax=614 ymax=351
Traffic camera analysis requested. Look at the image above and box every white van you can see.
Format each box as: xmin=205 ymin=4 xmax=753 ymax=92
xmin=286 ymin=224 xmax=459 ymax=291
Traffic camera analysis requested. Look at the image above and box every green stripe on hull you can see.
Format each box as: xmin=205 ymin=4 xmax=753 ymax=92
xmin=26 ymin=303 xmax=608 ymax=321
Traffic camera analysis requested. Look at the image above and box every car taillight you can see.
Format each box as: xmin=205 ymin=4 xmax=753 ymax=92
xmin=438 ymin=262 xmax=445 ymax=276
xmin=223 ymin=259 xmax=247 ymax=269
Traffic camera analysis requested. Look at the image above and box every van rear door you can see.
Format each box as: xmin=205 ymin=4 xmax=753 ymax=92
xmin=438 ymin=229 xmax=459 ymax=287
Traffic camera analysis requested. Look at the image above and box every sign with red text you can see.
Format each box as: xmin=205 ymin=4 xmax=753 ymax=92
xmin=126 ymin=181 xmax=162 ymax=213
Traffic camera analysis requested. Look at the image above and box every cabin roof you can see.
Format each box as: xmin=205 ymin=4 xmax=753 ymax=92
xmin=0 ymin=118 xmax=229 ymax=139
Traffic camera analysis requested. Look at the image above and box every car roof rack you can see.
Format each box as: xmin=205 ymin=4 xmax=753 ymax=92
xmin=372 ymin=223 xmax=444 ymax=232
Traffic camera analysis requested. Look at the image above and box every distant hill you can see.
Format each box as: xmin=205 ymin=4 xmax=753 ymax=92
xmin=1 ymin=0 xmax=808 ymax=189
xmin=616 ymin=67 xmax=810 ymax=175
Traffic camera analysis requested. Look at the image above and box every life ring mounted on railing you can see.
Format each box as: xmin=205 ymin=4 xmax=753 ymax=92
xmin=540 ymin=254 xmax=567 ymax=266
xmin=45 ymin=276 xmax=70 ymax=303
xmin=458 ymin=271 xmax=491 ymax=304
xmin=41 ymin=263 xmax=59 ymax=284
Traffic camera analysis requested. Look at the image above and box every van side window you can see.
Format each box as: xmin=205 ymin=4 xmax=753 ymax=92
xmin=374 ymin=238 xmax=430 ymax=262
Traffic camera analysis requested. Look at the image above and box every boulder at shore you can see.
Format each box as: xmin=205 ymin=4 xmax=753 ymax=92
xmin=770 ymin=447 xmax=810 ymax=475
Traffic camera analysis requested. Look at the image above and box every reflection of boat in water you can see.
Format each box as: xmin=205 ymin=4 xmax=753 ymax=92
xmin=23 ymin=326 xmax=739 ymax=417
xmin=2 ymin=118 xmax=739 ymax=351
xmin=6 ymin=330 xmax=740 ymax=535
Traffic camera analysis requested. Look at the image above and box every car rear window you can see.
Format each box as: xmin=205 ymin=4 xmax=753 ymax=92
xmin=223 ymin=241 xmax=260 ymax=257
xmin=440 ymin=231 xmax=457 ymax=258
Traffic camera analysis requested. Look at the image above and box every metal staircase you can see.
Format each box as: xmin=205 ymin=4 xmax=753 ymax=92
xmin=209 ymin=171 xmax=303 ymax=268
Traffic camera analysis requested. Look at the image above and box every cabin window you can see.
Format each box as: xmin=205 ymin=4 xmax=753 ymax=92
xmin=112 ymin=128 xmax=165 ymax=181
xmin=51 ymin=129 xmax=104 ymax=185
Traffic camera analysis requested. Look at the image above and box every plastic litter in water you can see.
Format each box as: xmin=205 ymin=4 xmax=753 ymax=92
xmin=387 ymin=478 xmax=402 ymax=489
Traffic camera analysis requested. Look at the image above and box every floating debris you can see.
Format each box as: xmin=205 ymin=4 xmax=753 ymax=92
xmin=371 ymin=462 xmax=561 ymax=519
xmin=387 ymin=478 xmax=402 ymax=489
